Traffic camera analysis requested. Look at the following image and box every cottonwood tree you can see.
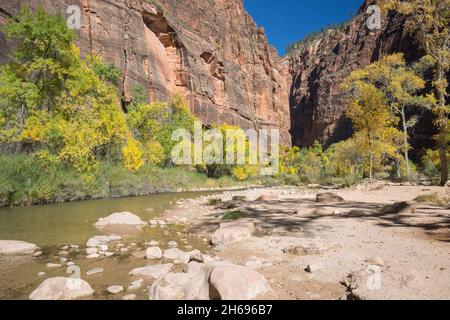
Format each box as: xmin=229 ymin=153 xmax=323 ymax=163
xmin=345 ymin=53 xmax=427 ymax=178
xmin=381 ymin=0 xmax=450 ymax=185
xmin=343 ymin=81 xmax=402 ymax=180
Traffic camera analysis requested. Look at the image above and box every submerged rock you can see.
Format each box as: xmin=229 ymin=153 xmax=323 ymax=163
xmin=0 ymin=240 xmax=39 ymax=255
xmin=29 ymin=277 xmax=94 ymax=300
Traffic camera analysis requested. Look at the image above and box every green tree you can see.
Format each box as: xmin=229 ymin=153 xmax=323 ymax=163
xmin=0 ymin=7 xmax=130 ymax=171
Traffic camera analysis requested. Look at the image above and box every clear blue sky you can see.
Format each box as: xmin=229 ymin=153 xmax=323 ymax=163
xmin=243 ymin=0 xmax=364 ymax=55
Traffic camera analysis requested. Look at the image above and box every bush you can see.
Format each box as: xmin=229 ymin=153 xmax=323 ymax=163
xmin=222 ymin=211 xmax=245 ymax=220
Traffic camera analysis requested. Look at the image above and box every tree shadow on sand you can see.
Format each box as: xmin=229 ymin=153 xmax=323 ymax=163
xmin=189 ymin=197 xmax=450 ymax=243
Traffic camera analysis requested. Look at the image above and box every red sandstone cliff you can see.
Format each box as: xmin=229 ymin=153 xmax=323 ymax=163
xmin=0 ymin=0 xmax=291 ymax=144
xmin=284 ymin=1 xmax=437 ymax=155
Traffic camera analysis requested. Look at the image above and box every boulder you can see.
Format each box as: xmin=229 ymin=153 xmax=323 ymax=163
xmin=129 ymin=263 xmax=173 ymax=279
xmin=316 ymin=193 xmax=345 ymax=203
xmin=379 ymin=202 xmax=416 ymax=215
xmin=211 ymin=221 xmax=255 ymax=246
xmin=94 ymin=212 xmax=146 ymax=228
xmin=29 ymin=277 xmax=94 ymax=300
xmin=0 ymin=240 xmax=39 ymax=255
xmin=209 ymin=264 xmax=270 ymax=300
xmin=146 ymin=247 xmax=163 ymax=260
xmin=255 ymin=194 xmax=279 ymax=202
xmin=163 ymin=248 xmax=201 ymax=264
xmin=149 ymin=262 xmax=210 ymax=300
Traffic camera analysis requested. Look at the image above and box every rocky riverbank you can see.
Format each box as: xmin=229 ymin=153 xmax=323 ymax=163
xmin=163 ymin=182 xmax=450 ymax=300
xmin=1 ymin=182 xmax=449 ymax=300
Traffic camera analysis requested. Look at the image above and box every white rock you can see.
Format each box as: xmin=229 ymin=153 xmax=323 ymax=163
xmin=99 ymin=244 xmax=108 ymax=251
xmin=149 ymin=220 xmax=158 ymax=226
xmin=86 ymin=248 xmax=98 ymax=255
xmin=107 ymin=285 xmax=124 ymax=294
xmin=127 ymin=279 xmax=143 ymax=291
xmin=108 ymin=235 xmax=122 ymax=241
xmin=146 ymin=247 xmax=163 ymax=260
xmin=66 ymin=262 xmax=75 ymax=266
xmin=86 ymin=268 xmax=104 ymax=276
xmin=104 ymin=251 xmax=114 ymax=257
xmin=85 ymin=247 xmax=98 ymax=255
xmin=148 ymin=241 xmax=159 ymax=246
xmin=86 ymin=254 xmax=100 ymax=259
xmin=209 ymin=264 xmax=270 ymax=300
xmin=163 ymin=248 xmax=201 ymax=264
xmin=211 ymin=221 xmax=255 ymax=246
xmin=94 ymin=212 xmax=146 ymax=227
xmin=149 ymin=262 xmax=210 ymax=300
xmin=168 ymin=241 xmax=178 ymax=248
xmin=129 ymin=264 xmax=173 ymax=279
xmin=0 ymin=240 xmax=39 ymax=255
xmin=59 ymin=257 xmax=68 ymax=263
xmin=33 ymin=251 xmax=43 ymax=257
xmin=46 ymin=263 xmax=62 ymax=269
xmin=123 ymin=294 xmax=137 ymax=300
xmin=29 ymin=277 xmax=94 ymax=300
xmin=38 ymin=272 xmax=46 ymax=277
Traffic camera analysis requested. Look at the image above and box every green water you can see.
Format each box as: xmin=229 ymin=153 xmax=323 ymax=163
xmin=0 ymin=192 xmax=212 ymax=247
xmin=0 ymin=192 xmax=216 ymax=300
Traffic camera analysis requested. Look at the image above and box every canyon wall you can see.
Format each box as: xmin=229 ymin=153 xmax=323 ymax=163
xmin=285 ymin=1 xmax=436 ymax=156
xmin=0 ymin=0 xmax=291 ymax=144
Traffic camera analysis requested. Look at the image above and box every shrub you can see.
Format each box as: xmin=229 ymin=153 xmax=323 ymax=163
xmin=222 ymin=211 xmax=245 ymax=220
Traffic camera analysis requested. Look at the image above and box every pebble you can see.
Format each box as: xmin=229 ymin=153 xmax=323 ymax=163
xmin=86 ymin=248 xmax=98 ymax=255
xmin=107 ymin=285 xmax=124 ymax=294
xmin=305 ymin=263 xmax=324 ymax=273
xmin=38 ymin=272 xmax=46 ymax=277
xmin=127 ymin=279 xmax=143 ymax=291
xmin=87 ymin=254 xmax=100 ymax=259
xmin=168 ymin=241 xmax=178 ymax=248
xmin=122 ymin=294 xmax=137 ymax=300
xmin=86 ymin=268 xmax=104 ymax=276
xmin=148 ymin=241 xmax=159 ymax=246
xmin=33 ymin=251 xmax=43 ymax=257
xmin=66 ymin=261 xmax=75 ymax=266
xmin=366 ymin=257 xmax=385 ymax=266
xmin=46 ymin=263 xmax=62 ymax=268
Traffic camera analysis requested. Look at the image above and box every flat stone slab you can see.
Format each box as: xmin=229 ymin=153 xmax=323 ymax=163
xmin=0 ymin=240 xmax=39 ymax=255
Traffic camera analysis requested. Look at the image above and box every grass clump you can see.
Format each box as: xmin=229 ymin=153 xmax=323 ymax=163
xmin=222 ymin=211 xmax=245 ymax=221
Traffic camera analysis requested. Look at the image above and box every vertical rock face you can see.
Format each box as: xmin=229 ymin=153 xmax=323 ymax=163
xmin=0 ymin=0 xmax=291 ymax=145
xmin=285 ymin=0 xmax=435 ymax=153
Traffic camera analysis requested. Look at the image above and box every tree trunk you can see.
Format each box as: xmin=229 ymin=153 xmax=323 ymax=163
xmin=401 ymin=105 xmax=410 ymax=178
xmin=436 ymin=61 xmax=448 ymax=186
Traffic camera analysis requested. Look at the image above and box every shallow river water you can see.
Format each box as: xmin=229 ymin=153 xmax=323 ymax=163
xmin=0 ymin=192 xmax=216 ymax=300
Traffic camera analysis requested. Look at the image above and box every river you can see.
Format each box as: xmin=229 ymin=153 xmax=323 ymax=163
xmin=0 ymin=191 xmax=216 ymax=300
